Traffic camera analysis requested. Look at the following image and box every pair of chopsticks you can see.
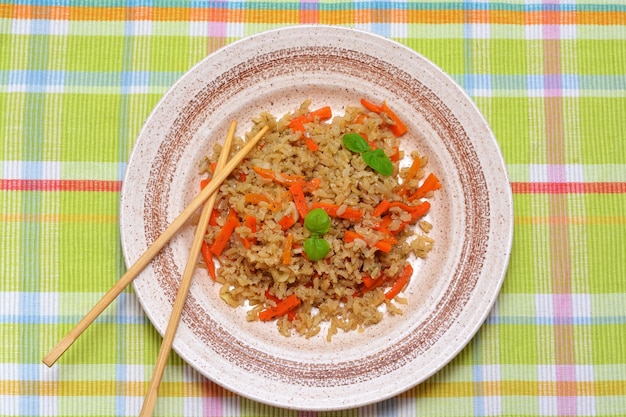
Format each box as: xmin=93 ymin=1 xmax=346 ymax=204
xmin=42 ymin=121 xmax=269 ymax=417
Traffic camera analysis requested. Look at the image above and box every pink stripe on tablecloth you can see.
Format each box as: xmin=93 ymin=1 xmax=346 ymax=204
xmin=543 ymin=5 xmax=577 ymax=414
xmin=203 ymin=380 xmax=222 ymax=417
xmin=547 ymin=161 xmax=566 ymax=183
xmin=556 ymin=364 xmax=578 ymax=415
xmin=0 ymin=179 xmax=122 ymax=192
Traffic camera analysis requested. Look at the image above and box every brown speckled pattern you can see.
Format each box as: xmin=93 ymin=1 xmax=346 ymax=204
xmin=120 ymin=26 xmax=513 ymax=410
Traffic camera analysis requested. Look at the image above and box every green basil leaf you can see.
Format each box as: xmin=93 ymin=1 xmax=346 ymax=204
xmin=362 ymin=149 xmax=393 ymax=176
xmin=304 ymin=208 xmax=331 ymax=235
xmin=342 ymin=133 xmax=371 ymax=153
xmin=303 ymin=237 xmax=330 ymax=261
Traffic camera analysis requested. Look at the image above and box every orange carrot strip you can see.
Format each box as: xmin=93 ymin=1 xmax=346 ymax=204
xmin=407 ymin=201 xmax=431 ymax=222
xmin=340 ymin=207 xmax=364 ymax=221
xmin=304 ymin=177 xmax=321 ymax=192
xmin=208 ymin=209 xmax=220 ymax=227
xmin=245 ymin=193 xmax=281 ymax=212
xmin=210 ymin=208 xmax=240 ymax=256
xmin=288 ymin=106 xmax=333 ymax=132
xmin=374 ymin=241 xmax=392 ymax=253
xmin=310 ymin=202 xmax=363 ymax=222
xmin=264 ymin=289 xmax=281 ymax=303
xmin=200 ymin=178 xmax=211 ymax=190
xmin=282 ymin=232 xmax=293 ymax=265
xmin=258 ymin=294 xmax=301 ymax=321
xmin=311 ymin=202 xmax=338 ymax=217
xmin=304 ymin=137 xmax=319 ymax=151
xmin=289 ymin=181 xmax=309 ymax=219
xmin=252 ymin=166 xmax=276 ymax=180
xmin=368 ymin=275 xmax=387 ymax=290
xmin=267 ymin=200 xmax=282 ymax=212
xmin=409 ymin=173 xmax=442 ymax=201
xmin=385 ymin=264 xmax=413 ymax=300
xmin=278 ymin=214 xmax=296 ymax=231
xmin=252 ymin=166 xmax=305 ymax=186
xmin=361 ymin=275 xmax=378 ymax=288
xmin=360 ymin=98 xmax=383 ymax=114
xmin=344 ymin=230 xmax=395 ymax=253
xmin=279 ymin=190 xmax=292 ymax=203
xmin=244 ymin=215 xmax=257 ymax=232
xmin=361 ymin=98 xmax=407 ymax=136
xmin=354 ymin=113 xmax=368 ymax=124
xmin=289 ymin=107 xmax=331 ymax=152
xmin=397 ymin=156 xmax=422 ymax=196
xmin=374 ymin=237 xmax=396 ymax=253
xmin=356 ymin=274 xmax=387 ymax=297
xmin=373 ymin=199 xmax=392 ymax=217
xmin=309 ymin=106 xmax=332 ymax=120
xmin=343 ymin=230 xmax=364 ymax=243
xmin=200 ymin=241 xmax=217 ymax=281
xmin=375 ymin=214 xmax=393 ymax=231
xmin=381 ymin=101 xmax=408 ymax=137
xmin=354 ymin=113 xmax=368 ymax=125
xmin=393 ymin=201 xmax=431 ymax=233
xmin=241 ymin=215 xmax=257 ymax=248
xmin=289 ymin=117 xmax=307 ymax=133
xmin=390 ymin=146 xmax=401 ymax=162
xmin=244 ymin=193 xmax=271 ymax=204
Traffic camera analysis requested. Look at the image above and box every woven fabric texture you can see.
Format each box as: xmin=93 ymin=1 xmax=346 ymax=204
xmin=1 ymin=2 xmax=625 ymax=416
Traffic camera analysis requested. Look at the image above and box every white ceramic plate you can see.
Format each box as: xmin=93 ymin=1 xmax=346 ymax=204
xmin=120 ymin=26 xmax=513 ymax=411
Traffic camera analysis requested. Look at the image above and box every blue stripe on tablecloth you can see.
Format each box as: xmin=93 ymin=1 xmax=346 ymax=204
xmin=19 ymin=19 xmax=48 ymax=415
xmin=3 ymin=71 xmax=625 ymax=93
xmin=471 ymin=337 xmax=485 ymax=417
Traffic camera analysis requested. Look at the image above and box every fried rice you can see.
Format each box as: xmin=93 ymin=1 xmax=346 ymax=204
xmin=200 ymin=100 xmax=439 ymax=340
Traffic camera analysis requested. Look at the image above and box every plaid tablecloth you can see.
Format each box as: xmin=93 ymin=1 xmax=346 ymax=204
xmin=1 ymin=1 xmax=625 ymax=416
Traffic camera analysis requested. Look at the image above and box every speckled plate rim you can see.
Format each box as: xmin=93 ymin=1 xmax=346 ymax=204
xmin=120 ymin=25 xmax=513 ymax=411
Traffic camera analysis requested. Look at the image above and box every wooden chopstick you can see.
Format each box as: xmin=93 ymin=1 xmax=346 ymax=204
xmin=139 ymin=122 xmax=236 ymax=417
xmin=42 ymin=123 xmax=269 ymax=367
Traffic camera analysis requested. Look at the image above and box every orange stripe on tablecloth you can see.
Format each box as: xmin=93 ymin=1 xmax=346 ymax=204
xmin=188 ymin=7 xmax=228 ymax=21
xmin=245 ymin=8 xmax=599 ymax=25
xmin=409 ymin=380 xmax=626 ymax=398
xmin=391 ymin=10 xmax=621 ymax=25
xmin=299 ymin=9 xmax=318 ymax=24
xmin=511 ymin=182 xmax=626 ymax=194
xmin=319 ymin=9 xmax=354 ymax=24
xmin=0 ymin=5 xmax=624 ymax=25
xmin=69 ymin=6 xmax=126 ymax=21
xmin=524 ymin=10 xmax=578 ymax=25
xmin=0 ymin=179 xmax=121 ymax=192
